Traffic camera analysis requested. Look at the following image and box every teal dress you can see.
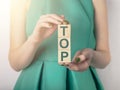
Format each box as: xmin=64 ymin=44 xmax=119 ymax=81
xmin=14 ymin=0 xmax=104 ymax=90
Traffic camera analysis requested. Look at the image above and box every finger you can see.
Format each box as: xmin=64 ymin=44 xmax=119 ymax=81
xmin=77 ymin=55 xmax=86 ymax=63
xmin=67 ymin=61 xmax=89 ymax=72
xmin=72 ymin=50 xmax=81 ymax=63
xmin=38 ymin=22 xmax=54 ymax=29
xmin=80 ymin=49 xmax=92 ymax=60
xmin=63 ymin=62 xmax=71 ymax=67
xmin=58 ymin=62 xmax=69 ymax=66
xmin=60 ymin=15 xmax=65 ymax=18
xmin=50 ymin=14 xmax=65 ymax=22
xmin=40 ymin=14 xmax=51 ymax=19
xmin=40 ymin=17 xmax=62 ymax=25
xmin=67 ymin=63 xmax=80 ymax=71
xmin=78 ymin=61 xmax=89 ymax=71
xmin=37 ymin=22 xmax=57 ymax=33
xmin=40 ymin=14 xmax=64 ymax=23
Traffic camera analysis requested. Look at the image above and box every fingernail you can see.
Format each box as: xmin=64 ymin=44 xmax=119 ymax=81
xmin=78 ymin=55 xmax=86 ymax=61
xmin=62 ymin=20 xmax=69 ymax=24
xmin=61 ymin=15 xmax=64 ymax=17
xmin=58 ymin=62 xmax=63 ymax=65
xmin=75 ymin=58 xmax=81 ymax=63
xmin=65 ymin=62 xmax=70 ymax=66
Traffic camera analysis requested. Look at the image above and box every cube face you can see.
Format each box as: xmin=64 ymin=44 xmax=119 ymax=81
xmin=58 ymin=24 xmax=71 ymax=63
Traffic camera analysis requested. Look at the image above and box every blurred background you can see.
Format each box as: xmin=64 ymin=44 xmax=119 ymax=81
xmin=0 ymin=0 xmax=120 ymax=90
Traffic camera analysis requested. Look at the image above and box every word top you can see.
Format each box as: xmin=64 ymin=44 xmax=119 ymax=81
xmin=58 ymin=20 xmax=71 ymax=63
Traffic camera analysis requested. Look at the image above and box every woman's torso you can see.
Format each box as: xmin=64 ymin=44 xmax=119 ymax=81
xmin=26 ymin=0 xmax=96 ymax=61
xmin=14 ymin=1 xmax=104 ymax=90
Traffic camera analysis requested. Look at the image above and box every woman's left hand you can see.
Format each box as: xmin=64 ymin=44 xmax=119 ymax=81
xmin=62 ymin=48 xmax=94 ymax=72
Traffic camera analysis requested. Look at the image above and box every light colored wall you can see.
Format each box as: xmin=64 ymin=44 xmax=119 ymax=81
xmin=97 ymin=0 xmax=120 ymax=90
xmin=0 ymin=1 xmax=20 ymax=90
xmin=0 ymin=0 xmax=120 ymax=90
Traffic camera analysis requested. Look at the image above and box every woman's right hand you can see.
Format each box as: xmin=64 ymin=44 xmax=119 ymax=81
xmin=30 ymin=14 xmax=65 ymax=44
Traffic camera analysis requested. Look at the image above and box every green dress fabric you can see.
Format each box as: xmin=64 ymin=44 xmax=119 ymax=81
xmin=14 ymin=0 xmax=104 ymax=90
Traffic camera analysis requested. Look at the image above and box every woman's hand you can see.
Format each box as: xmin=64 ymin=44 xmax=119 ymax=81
xmin=61 ymin=48 xmax=94 ymax=72
xmin=30 ymin=14 xmax=65 ymax=44
xmin=59 ymin=0 xmax=111 ymax=70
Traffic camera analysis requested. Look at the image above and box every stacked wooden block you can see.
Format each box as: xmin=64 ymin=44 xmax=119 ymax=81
xmin=58 ymin=20 xmax=71 ymax=63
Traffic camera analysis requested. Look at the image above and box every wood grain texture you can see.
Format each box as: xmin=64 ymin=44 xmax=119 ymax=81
xmin=58 ymin=24 xmax=71 ymax=63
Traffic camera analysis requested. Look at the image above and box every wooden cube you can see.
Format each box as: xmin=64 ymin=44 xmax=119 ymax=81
xmin=58 ymin=22 xmax=71 ymax=63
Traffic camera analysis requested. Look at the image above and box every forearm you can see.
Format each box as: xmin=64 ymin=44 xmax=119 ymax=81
xmin=9 ymin=36 xmax=43 ymax=72
xmin=90 ymin=50 xmax=111 ymax=69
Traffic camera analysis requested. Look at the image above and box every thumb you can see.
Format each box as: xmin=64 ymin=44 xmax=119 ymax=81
xmin=76 ymin=55 xmax=86 ymax=63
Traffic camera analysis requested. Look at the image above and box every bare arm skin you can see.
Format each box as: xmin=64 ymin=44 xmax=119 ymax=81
xmin=9 ymin=0 xmax=64 ymax=72
xmin=63 ymin=0 xmax=111 ymax=71
xmin=90 ymin=0 xmax=111 ymax=68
